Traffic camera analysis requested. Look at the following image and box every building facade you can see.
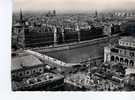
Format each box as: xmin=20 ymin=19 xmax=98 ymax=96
xmin=11 ymin=53 xmax=65 ymax=91
xmin=11 ymin=54 xmax=46 ymax=79
xmin=104 ymin=37 xmax=135 ymax=68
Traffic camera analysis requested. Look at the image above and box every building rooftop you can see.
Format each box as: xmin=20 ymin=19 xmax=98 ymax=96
xmin=115 ymin=45 xmax=135 ymax=51
xmin=12 ymin=72 xmax=64 ymax=90
xmin=11 ymin=55 xmax=43 ymax=71
xmin=119 ymin=36 xmax=135 ymax=43
xmin=13 ymin=23 xmax=22 ymax=27
xmin=24 ymin=73 xmax=64 ymax=86
xmin=126 ymin=68 xmax=135 ymax=75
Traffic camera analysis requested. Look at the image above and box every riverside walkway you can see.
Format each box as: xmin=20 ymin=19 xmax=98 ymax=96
xmin=24 ymin=50 xmax=80 ymax=68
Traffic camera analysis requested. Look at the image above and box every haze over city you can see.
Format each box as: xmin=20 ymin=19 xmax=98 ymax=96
xmin=13 ymin=0 xmax=135 ymax=13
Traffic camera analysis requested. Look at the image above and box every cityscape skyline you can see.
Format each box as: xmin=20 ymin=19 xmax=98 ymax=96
xmin=13 ymin=0 xmax=135 ymax=13
xmin=11 ymin=0 xmax=135 ymax=91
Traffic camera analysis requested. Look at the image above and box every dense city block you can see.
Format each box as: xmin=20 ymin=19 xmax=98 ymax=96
xmin=11 ymin=9 xmax=135 ymax=91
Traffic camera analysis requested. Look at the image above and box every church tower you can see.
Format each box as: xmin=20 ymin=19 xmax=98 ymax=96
xmin=95 ymin=10 xmax=98 ymax=18
xmin=17 ymin=8 xmax=26 ymax=48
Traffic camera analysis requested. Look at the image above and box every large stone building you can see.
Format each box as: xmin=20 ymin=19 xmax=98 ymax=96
xmin=104 ymin=36 xmax=135 ymax=68
xmin=11 ymin=54 xmax=46 ymax=79
xmin=11 ymin=53 xmax=65 ymax=91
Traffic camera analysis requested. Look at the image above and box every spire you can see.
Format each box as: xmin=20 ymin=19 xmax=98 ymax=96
xmin=20 ymin=8 xmax=23 ymax=23
xmin=53 ymin=9 xmax=56 ymax=16
xmin=95 ymin=10 xmax=98 ymax=18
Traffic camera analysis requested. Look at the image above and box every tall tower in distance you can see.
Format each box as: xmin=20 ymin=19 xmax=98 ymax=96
xmin=19 ymin=8 xmax=23 ymax=25
xmin=53 ymin=10 xmax=56 ymax=16
xmin=18 ymin=8 xmax=25 ymax=48
xmin=19 ymin=8 xmax=26 ymax=26
xmin=95 ymin=10 xmax=98 ymax=18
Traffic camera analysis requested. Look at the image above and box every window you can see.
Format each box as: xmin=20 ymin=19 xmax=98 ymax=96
xmin=32 ymin=70 xmax=36 ymax=73
xmin=39 ymin=69 xmax=42 ymax=71
xmin=130 ymin=60 xmax=134 ymax=67
xmin=131 ymin=43 xmax=135 ymax=47
xmin=39 ymin=68 xmax=43 ymax=73
xmin=119 ymin=49 xmax=123 ymax=54
xmin=120 ymin=58 xmax=124 ymax=63
xmin=12 ymin=74 xmax=15 ymax=78
xmin=115 ymin=56 xmax=119 ymax=62
xmin=133 ymin=43 xmax=135 ymax=47
xmin=125 ymin=59 xmax=129 ymax=65
xmin=124 ymin=50 xmax=127 ymax=55
xmin=119 ymin=41 xmax=123 ymax=45
xmin=19 ymin=72 xmax=23 ymax=77
xmin=126 ymin=42 xmax=128 ymax=46
xmin=130 ymin=52 xmax=134 ymax=57
xmin=25 ymin=70 xmax=31 ymax=75
xmin=119 ymin=41 xmax=121 ymax=45
xmin=111 ymin=56 xmax=114 ymax=61
xmin=111 ymin=48 xmax=119 ymax=53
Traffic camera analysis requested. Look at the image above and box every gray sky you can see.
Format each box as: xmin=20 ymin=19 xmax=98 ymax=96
xmin=13 ymin=0 xmax=135 ymax=13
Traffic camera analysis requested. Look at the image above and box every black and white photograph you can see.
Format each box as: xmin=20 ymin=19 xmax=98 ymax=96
xmin=11 ymin=0 xmax=135 ymax=91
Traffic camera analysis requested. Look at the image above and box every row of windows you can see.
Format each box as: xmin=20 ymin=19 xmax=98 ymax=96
xmin=111 ymin=48 xmax=119 ymax=53
xmin=12 ymin=67 xmax=44 ymax=78
xmin=111 ymin=48 xmax=135 ymax=58
xmin=111 ymin=55 xmax=134 ymax=67
xmin=119 ymin=41 xmax=135 ymax=48
xmin=119 ymin=49 xmax=135 ymax=57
